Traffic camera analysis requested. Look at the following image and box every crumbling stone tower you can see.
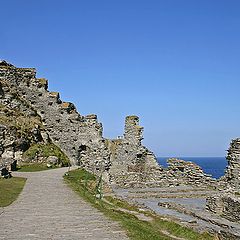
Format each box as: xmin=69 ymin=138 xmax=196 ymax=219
xmin=124 ymin=116 xmax=143 ymax=146
xmin=107 ymin=115 xmax=161 ymax=187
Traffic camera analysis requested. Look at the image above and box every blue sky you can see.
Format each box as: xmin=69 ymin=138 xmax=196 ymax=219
xmin=1 ymin=0 xmax=240 ymax=157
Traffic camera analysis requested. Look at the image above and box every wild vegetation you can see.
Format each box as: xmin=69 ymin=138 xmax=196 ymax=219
xmin=64 ymin=169 xmax=213 ymax=240
xmin=17 ymin=163 xmax=55 ymax=172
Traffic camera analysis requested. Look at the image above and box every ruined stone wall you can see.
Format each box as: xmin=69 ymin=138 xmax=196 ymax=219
xmin=0 ymin=61 xmax=110 ymax=172
xmin=206 ymin=192 xmax=240 ymax=222
xmin=108 ymin=119 xmax=216 ymax=188
xmin=108 ymin=116 xmax=165 ymax=187
xmin=163 ymin=158 xmax=216 ymax=187
xmin=0 ymin=73 xmax=44 ymax=169
xmin=221 ymin=138 xmax=240 ymax=189
xmin=205 ymin=139 xmax=240 ymax=222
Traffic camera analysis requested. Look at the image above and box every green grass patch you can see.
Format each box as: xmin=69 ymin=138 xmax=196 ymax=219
xmin=22 ymin=143 xmax=70 ymax=166
xmin=17 ymin=163 xmax=55 ymax=172
xmin=0 ymin=177 xmax=26 ymax=207
xmin=64 ymin=169 xmax=213 ymax=240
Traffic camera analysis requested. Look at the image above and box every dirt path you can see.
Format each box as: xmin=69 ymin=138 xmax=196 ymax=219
xmin=0 ymin=168 xmax=128 ymax=240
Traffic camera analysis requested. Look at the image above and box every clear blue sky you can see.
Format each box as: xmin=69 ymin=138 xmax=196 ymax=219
xmin=1 ymin=0 xmax=240 ymax=157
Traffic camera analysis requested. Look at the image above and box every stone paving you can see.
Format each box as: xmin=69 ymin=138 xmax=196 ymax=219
xmin=0 ymin=168 xmax=129 ymax=240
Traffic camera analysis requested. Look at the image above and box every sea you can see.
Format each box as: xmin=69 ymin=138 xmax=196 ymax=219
xmin=157 ymin=157 xmax=227 ymax=179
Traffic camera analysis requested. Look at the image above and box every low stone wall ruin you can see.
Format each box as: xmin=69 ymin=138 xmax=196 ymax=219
xmin=206 ymin=192 xmax=240 ymax=222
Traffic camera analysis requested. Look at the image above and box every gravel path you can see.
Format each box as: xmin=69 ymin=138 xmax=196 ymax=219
xmin=0 ymin=168 xmax=129 ymax=240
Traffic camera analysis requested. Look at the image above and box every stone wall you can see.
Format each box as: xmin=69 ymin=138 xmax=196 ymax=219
xmin=206 ymin=138 xmax=240 ymax=223
xmin=221 ymin=138 xmax=240 ymax=189
xmin=107 ymin=116 xmax=162 ymax=187
xmin=164 ymin=158 xmax=216 ymax=187
xmin=124 ymin=116 xmax=143 ymax=146
xmin=206 ymin=192 xmax=240 ymax=222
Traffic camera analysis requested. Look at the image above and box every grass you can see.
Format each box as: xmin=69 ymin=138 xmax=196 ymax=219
xmin=17 ymin=163 xmax=56 ymax=172
xmin=22 ymin=143 xmax=70 ymax=167
xmin=0 ymin=177 xmax=26 ymax=207
xmin=64 ymin=169 xmax=214 ymax=240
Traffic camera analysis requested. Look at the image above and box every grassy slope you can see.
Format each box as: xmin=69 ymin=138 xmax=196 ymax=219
xmin=0 ymin=177 xmax=26 ymax=207
xmin=64 ymin=169 xmax=213 ymax=240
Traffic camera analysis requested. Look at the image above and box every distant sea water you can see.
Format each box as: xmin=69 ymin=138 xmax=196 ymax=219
xmin=157 ymin=157 xmax=227 ymax=179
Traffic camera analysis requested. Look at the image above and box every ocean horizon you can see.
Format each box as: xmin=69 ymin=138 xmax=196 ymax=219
xmin=157 ymin=157 xmax=227 ymax=179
